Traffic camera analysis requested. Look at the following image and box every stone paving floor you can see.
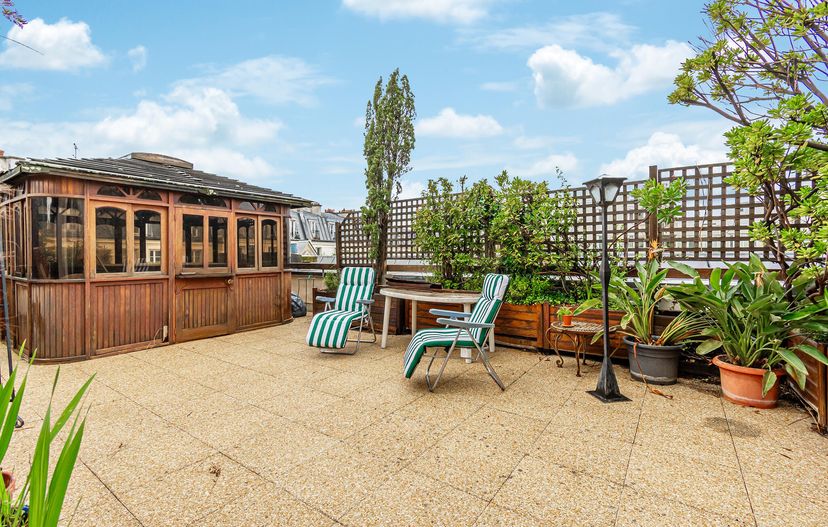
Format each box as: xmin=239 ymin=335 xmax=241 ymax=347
xmin=5 ymin=316 xmax=828 ymax=526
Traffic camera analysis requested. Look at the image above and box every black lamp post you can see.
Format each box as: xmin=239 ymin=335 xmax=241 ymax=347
xmin=585 ymin=175 xmax=630 ymax=403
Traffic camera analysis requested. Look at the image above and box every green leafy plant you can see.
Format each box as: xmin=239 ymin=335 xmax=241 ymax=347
xmin=504 ymin=274 xmax=582 ymax=306
xmin=556 ymin=306 xmax=572 ymax=317
xmin=0 ymin=346 xmax=94 ymax=527
xmin=667 ymin=256 xmax=828 ymax=394
xmin=582 ymin=258 xmax=704 ymax=346
xmin=413 ymin=177 xmax=497 ymax=289
xmin=361 ymin=68 xmax=416 ymax=285
xmin=323 ymin=270 xmax=340 ymax=292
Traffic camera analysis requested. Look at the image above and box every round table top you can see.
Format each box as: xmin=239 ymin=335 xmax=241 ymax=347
xmin=379 ymin=287 xmax=481 ymax=304
xmin=548 ymin=321 xmax=612 ymax=335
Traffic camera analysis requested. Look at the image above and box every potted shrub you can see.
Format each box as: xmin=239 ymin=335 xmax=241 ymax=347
xmin=583 ymin=258 xmax=703 ymax=385
xmin=557 ymin=306 xmax=573 ymax=327
xmin=668 ymin=257 xmax=828 ymax=408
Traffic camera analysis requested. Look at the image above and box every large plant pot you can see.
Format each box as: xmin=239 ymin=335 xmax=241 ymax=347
xmin=712 ymin=355 xmax=785 ymax=409
xmin=625 ymin=336 xmax=682 ymax=385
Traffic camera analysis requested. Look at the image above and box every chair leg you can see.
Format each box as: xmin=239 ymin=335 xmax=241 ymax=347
xmin=425 ymin=335 xmax=460 ymax=392
xmin=470 ymin=334 xmax=505 ymax=391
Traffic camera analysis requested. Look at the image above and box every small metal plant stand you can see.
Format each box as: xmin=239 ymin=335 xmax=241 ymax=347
xmin=546 ymin=321 xmax=615 ymax=377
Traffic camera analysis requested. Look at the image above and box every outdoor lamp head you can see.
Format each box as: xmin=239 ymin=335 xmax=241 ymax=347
xmin=585 ymin=174 xmax=626 ymax=206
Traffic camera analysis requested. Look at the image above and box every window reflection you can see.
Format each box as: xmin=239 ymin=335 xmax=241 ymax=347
xmin=134 ymin=210 xmax=162 ymax=272
xmin=183 ymin=214 xmax=203 ymax=268
xmin=262 ymin=219 xmax=278 ymax=267
xmin=208 ymin=216 xmax=227 ymax=267
xmin=31 ymin=197 xmax=84 ymax=279
xmin=95 ymin=207 xmax=127 ymax=273
xmin=237 ymin=218 xmax=256 ymax=268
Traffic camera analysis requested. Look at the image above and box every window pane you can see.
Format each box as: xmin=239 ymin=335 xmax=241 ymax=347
xmin=95 ymin=207 xmax=127 ymax=273
xmin=97 ymin=185 xmax=126 ymax=197
xmin=137 ymin=190 xmax=162 ymax=201
xmin=134 ymin=210 xmax=162 ymax=272
xmin=238 ymin=201 xmax=256 ymax=211
xmin=183 ymin=214 xmax=203 ymax=268
xmin=12 ymin=202 xmax=25 ymax=277
xmin=237 ymin=218 xmax=256 ymax=268
xmin=208 ymin=216 xmax=227 ymax=267
xmin=31 ymin=197 xmax=84 ymax=279
xmin=261 ymin=219 xmax=278 ymax=267
xmin=179 ymin=194 xmax=227 ymax=207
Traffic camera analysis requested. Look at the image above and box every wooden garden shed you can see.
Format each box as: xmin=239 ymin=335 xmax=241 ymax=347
xmin=0 ymin=152 xmax=311 ymax=362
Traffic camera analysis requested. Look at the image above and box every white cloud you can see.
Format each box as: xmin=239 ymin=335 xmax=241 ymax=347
xmin=417 ymin=107 xmax=503 ymax=138
xmin=396 ymin=179 xmax=426 ymax=200
xmin=128 ymin=45 xmax=147 ymax=72
xmin=342 ymin=0 xmax=497 ymax=24
xmin=528 ymin=41 xmax=691 ymax=108
xmin=0 ymin=18 xmax=107 ymax=71
xmin=599 ymin=130 xmax=728 ymax=179
xmin=480 ymin=80 xmax=519 ymax=92
xmin=0 ymin=86 xmax=283 ymax=182
xmin=177 ymin=56 xmax=332 ymax=106
xmin=509 ymin=153 xmax=579 ymax=180
xmin=466 ymin=12 xmax=635 ymax=52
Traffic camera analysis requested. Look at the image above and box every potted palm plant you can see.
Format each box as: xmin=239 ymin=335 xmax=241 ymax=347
xmin=582 ymin=258 xmax=703 ymax=385
xmin=557 ymin=306 xmax=574 ymax=327
xmin=668 ymin=257 xmax=828 ymax=408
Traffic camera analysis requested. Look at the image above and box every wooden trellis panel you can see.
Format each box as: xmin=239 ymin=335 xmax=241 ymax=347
xmin=336 ymin=162 xmax=801 ymax=271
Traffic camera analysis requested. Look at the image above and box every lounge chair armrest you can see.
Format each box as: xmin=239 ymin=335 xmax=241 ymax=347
xmin=316 ymin=295 xmax=337 ymax=304
xmin=356 ymin=299 xmax=375 ymax=305
xmin=436 ymin=318 xmax=494 ymax=330
xmin=429 ymin=308 xmax=470 ymax=319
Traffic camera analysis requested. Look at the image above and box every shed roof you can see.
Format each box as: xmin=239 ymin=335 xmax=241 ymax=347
xmin=1 ymin=155 xmax=312 ymax=207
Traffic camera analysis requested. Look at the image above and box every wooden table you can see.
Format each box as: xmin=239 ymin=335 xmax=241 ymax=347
xmin=546 ymin=321 xmax=614 ymax=377
xmin=379 ymin=288 xmax=489 ymax=361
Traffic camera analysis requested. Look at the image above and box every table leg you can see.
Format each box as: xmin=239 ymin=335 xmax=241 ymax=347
xmin=576 ymin=335 xmax=583 ymax=377
xmin=461 ymin=303 xmax=473 ymax=363
xmin=381 ymin=297 xmax=391 ymax=349
xmin=552 ymin=332 xmax=564 ymax=368
xmin=410 ymin=299 xmax=418 ymax=334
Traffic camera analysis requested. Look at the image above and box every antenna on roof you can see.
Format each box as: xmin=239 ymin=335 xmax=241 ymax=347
xmin=73 ymin=143 xmax=78 ymax=159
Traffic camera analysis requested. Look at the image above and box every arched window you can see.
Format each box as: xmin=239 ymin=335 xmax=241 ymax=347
xmin=134 ymin=210 xmax=162 ymax=272
xmin=96 ymin=207 xmax=127 ymax=273
xmin=97 ymin=185 xmax=126 ymax=197
xmin=262 ymin=219 xmax=278 ymax=267
xmin=237 ymin=217 xmax=256 ymax=268
xmin=178 ymin=194 xmax=227 ymax=207
xmin=237 ymin=201 xmax=256 ymax=211
xmin=137 ymin=190 xmax=162 ymax=201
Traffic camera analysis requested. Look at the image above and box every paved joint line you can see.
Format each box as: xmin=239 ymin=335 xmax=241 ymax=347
xmin=613 ymin=382 xmax=646 ymax=527
xmin=720 ymin=397 xmax=759 ymax=527
xmin=80 ymin=459 xmax=146 ymax=527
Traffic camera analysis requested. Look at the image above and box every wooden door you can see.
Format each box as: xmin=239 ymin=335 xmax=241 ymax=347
xmin=175 ymin=277 xmax=234 ymax=341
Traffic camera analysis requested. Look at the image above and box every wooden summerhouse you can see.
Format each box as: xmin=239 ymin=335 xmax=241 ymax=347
xmin=0 ymin=153 xmax=311 ymax=362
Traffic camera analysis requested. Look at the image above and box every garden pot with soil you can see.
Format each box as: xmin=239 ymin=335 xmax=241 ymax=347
xmin=625 ymin=336 xmax=682 ymax=385
xmin=712 ymin=355 xmax=785 ymax=409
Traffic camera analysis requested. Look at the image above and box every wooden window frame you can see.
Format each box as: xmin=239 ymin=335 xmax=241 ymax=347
xmin=235 ymin=215 xmax=258 ymax=272
xmin=175 ymin=208 xmax=231 ymax=276
xmin=90 ymin=201 xmax=168 ymax=279
xmin=260 ymin=217 xmax=281 ymax=269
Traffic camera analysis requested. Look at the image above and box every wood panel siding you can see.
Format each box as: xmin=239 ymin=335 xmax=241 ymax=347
xmin=12 ymin=282 xmax=28 ymax=352
xmin=27 ymin=176 xmax=85 ymax=196
xmin=175 ymin=278 xmax=233 ymax=341
xmin=235 ymin=273 xmax=282 ymax=329
xmin=93 ymin=280 xmax=168 ymax=352
xmin=29 ymin=282 xmax=85 ymax=360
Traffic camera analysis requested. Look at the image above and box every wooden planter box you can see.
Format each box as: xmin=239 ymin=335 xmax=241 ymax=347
xmin=788 ymin=335 xmax=828 ymax=432
xmin=411 ymin=298 xmax=625 ymax=355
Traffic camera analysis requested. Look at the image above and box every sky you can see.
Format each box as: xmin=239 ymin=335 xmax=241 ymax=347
xmin=0 ymin=0 xmax=731 ymax=209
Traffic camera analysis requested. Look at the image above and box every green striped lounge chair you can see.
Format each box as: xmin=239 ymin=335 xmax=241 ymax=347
xmin=306 ymin=266 xmax=377 ymax=354
xmin=403 ymin=273 xmax=509 ymax=391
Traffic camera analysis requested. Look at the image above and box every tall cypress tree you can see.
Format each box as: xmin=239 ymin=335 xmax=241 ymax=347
xmin=361 ymin=69 xmax=416 ymax=284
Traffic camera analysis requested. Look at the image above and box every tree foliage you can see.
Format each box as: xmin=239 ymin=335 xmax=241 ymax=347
xmin=1 ymin=1 xmax=26 ymax=28
xmin=413 ymin=176 xmax=496 ymax=290
xmin=669 ymin=0 xmax=828 ymax=294
xmin=361 ymin=69 xmax=416 ymax=284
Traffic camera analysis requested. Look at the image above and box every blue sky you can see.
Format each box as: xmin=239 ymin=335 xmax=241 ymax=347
xmin=0 ymin=1 xmax=730 ymax=208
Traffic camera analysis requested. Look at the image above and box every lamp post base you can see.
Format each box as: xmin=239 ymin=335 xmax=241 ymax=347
xmin=587 ymin=355 xmax=631 ymax=403
xmin=587 ymin=389 xmax=631 ymax=403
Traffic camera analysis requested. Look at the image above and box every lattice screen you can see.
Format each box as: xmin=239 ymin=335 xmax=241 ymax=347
xmin=337 ymin=162 xmax=797 ymax=270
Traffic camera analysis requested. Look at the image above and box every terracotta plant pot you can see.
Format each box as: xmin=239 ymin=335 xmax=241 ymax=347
xmin=712 ymin=355 xmax=785 ymax=409
xmin=560 ymin=314 xmax=573 ymax=326
xmin=2 ymin=470 xmax=15 ymax=497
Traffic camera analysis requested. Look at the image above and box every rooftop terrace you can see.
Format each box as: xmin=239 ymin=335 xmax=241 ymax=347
xmin=6 ymin=317 xmax=826 ymax=527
